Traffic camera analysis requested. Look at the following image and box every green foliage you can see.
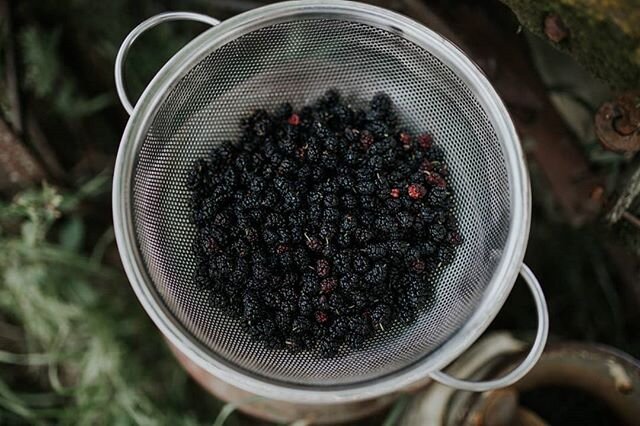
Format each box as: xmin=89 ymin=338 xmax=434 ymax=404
xmin=0 ymin=179 xmax=223 ymax=425
xmin=20 ymin=27 xmax=111 ymax=118
xmin=20 ymin=27 xmax=60 ymax=99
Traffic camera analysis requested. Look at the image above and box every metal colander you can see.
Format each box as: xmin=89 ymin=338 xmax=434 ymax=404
xmin=113 ymin=0 xmax=548 ymax=402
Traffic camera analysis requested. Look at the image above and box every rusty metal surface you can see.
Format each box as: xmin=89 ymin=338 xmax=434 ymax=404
xmin=595 ymin=91 xmax=640 ymax=153
xmin=400 ymin=334 xmax=640 ymax=426
xmin=459 ymin=342 xmax=640 ymax=425
xmin=505 ymin=343 xmax=640 ymax=425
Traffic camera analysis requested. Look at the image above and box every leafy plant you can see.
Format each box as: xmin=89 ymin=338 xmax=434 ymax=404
xmin=0 ymin=178 xmax=223 ymax=425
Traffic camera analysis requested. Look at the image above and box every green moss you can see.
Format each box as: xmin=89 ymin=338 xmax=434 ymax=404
xmin=501 ymin=0 xmax=640 ymax=89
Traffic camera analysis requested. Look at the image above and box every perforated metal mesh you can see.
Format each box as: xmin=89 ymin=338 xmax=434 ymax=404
xmin=131 ymin=18 xmax=510 ymax=386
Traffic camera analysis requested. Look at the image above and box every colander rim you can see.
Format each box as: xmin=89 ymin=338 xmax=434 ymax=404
xmin=113 ymin=0 xmax=530 ymax=403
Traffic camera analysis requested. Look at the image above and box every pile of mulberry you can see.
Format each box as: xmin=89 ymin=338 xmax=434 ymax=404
xmin=188 ymin=90 xmax=462 ymax=357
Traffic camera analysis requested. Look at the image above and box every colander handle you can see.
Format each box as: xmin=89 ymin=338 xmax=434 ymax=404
xmin=429 ymin=264 xmax=549 ymax=392
xmin=115 ymin=12 xmax=220 ymax=115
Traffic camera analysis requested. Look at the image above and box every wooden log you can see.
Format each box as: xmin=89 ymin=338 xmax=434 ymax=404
xmin=500 ymin=0 xmax=640 ymax=90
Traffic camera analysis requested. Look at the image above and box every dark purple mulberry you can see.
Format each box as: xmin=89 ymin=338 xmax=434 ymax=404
xmin=188 ymin=89 xmax=461 ymax=358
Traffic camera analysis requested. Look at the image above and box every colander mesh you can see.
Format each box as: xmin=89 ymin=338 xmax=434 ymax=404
xmin=132 ymin=18 xmax=510 ymax=386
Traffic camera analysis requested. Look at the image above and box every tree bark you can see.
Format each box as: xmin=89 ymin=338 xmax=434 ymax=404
xmin=0 ymin=118 xmax=46 ymax=194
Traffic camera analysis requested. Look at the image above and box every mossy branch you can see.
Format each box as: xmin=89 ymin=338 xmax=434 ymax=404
xmin=501 ymin=0 xmax=640 ymax=89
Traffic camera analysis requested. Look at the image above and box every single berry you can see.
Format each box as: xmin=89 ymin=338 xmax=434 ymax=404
xmin=426 ymin=173 xmax=447 ymax=188
xmin=288 ymin=113 xmax=301 ymax=126
xmin=408 ymin=183 xmax=427 ymax=200
xmin=353 ymin=254 xmax=369 ymax=273
xmin=390 ymin=188 xmax=401 ymax=198
xmin=448 ymin=231 xmax=463 ymax=245
xmin=418 ymin=133 xmax=433 ymax=150
xmin=315 ymin=311 xmax=329 ymax=324
xmin=316 ymin=259 xmax=331 ymax=277
xmin=318 ymin=294 xmax=329 ymax=310
xmin=429 ymin=223 xmax=447 ymax=242
xmin=305 ymin=235 xmax=322 ymax=252
xmin=360 ymin=131 xmax=374 ymax=149
xmin=320 ymin=277 xmax=338 ymax=294
xmin=411 ymin=260 xmax=426 ymax=272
